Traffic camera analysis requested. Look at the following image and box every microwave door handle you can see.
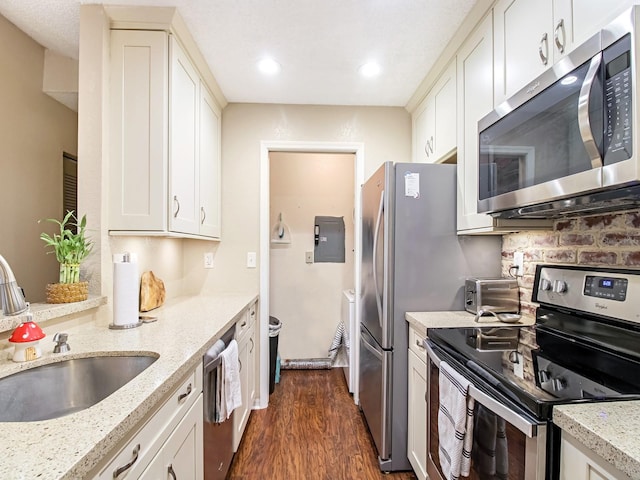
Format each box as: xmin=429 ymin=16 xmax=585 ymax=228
xmin=372 ymin=190 xmax=385 ymax=329
xmin=578 ymin=54 xmax=603 ymax=169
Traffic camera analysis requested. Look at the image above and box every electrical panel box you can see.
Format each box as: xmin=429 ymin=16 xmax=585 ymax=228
xmin=313 ymin=216 xmax=345 ymax=263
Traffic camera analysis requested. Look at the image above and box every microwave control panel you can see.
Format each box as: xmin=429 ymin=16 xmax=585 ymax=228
xmin=604 ymin=33 xmax=632 ymax=162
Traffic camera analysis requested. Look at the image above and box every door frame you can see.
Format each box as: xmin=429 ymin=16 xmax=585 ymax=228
xmin=258 ymin=141 xmax=364 ymax=407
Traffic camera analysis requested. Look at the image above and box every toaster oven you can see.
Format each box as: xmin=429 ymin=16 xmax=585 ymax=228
xmin=464 ymin=278 xmax=519 ymax=314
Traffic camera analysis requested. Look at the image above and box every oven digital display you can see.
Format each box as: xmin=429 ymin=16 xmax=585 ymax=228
xmin=599 ymin=278 xmax=614 ymax=288
xmin=584 ymin=275 xmax=628 ymax=301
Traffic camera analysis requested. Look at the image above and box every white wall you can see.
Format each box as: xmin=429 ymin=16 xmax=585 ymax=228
xmin=183 ymin=103 xmax=411 ymax=295
xmin=269 ymin=152 xmax=354 ymax=360
xmin=0 ymin=13 xmax=78 ymax=303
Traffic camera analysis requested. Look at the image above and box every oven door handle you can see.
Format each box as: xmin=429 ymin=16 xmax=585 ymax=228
xmin=425 ymin=340 xmax=538 ymax=438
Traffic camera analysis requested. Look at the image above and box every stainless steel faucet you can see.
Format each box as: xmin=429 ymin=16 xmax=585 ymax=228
xmin=0 ymin=254 xmax=28 ymax=316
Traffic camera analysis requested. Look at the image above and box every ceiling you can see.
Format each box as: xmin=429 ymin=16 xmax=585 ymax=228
xmin=0 ymin=0 xmax=478 ymax=107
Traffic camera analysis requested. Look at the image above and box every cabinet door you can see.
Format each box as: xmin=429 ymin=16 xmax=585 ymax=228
xmin=198 ymin=82 xmax=222 ymax=238
xmin=556 ymin=0 xmax=633 ymax=50
xmin=456 ymin=14 xmax=496 ymax=233
xmin=433 ymin=61 xmax=457 ymax=162
xmin=413 ymin=96 xmax=436 ymax=163
xmin=560 ymin=432 xmax=631 ymax=480
xmin=169 ymin=37 xmax=200 ymax=235
xmin=109 ymin=30 xmax=168 ymax=232
xmin=233 ymin=325 xmax=253 ymax=452
xmin=407 ymin=349 xmax=427 ymax=480
xmin=140 ymin=395 xmax=204 ymax=480
xmin=494 ymin=0 xmax=554 ymax=105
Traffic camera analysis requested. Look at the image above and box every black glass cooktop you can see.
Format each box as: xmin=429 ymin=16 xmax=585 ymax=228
xmin=427 ymin=308 xmax=640 ymax=419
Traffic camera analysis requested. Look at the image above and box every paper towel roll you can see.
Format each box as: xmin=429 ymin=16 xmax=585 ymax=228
xmin=113 ymin=253 xmax=139 ymax=326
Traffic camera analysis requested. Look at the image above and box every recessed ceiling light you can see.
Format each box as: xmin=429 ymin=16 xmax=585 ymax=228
xmin=359 ymin=62 xmax=381 ymax=78
xmin=257 ymin=58 xmax=281 ymax=75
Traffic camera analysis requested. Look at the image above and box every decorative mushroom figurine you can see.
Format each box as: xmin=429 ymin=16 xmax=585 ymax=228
xmin=8 ymin=313 xmax=46 ymax=362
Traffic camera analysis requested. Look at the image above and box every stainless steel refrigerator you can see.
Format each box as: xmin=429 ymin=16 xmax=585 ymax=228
xmin=358 ymin=162 xmax=502 ymax=471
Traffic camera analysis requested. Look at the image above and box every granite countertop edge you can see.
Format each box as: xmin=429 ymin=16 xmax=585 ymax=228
xmin=0 ymin=292 xmax=258 ymax=480
xmin=554 ymin=403 xmax=640 ymax=479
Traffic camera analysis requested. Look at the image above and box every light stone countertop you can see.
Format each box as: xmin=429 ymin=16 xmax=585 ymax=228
xmin=0 ymin=292 xmax=257 ymax=480
xmin=405 ymin=310 xmax=535 ymax=335
xmin=554 ymin=402 xmax=640 ymax=479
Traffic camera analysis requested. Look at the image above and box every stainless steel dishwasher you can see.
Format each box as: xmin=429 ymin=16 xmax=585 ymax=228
xmin=203 ymin=325 xmax=235 ymax=480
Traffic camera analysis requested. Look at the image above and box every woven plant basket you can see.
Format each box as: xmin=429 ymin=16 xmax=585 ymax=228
xmin=46 ymin=281 xmax=89 ymax=304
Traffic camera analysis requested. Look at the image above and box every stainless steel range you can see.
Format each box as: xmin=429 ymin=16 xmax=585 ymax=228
xmin=425 ymin=264 xmax=640 ymax=480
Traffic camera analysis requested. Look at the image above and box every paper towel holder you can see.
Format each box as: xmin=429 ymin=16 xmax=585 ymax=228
xmin=109 ymin=252 xmax=143 ymax=330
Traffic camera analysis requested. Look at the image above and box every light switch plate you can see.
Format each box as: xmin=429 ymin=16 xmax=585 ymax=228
xmin=204 ymin=252 xmax=214 ymax=269
xmin=247 ymin=252 xmax=257 ymax=268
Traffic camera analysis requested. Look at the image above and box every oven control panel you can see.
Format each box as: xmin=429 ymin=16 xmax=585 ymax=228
xmin=533 ymin=265 xmax=640 ymax=324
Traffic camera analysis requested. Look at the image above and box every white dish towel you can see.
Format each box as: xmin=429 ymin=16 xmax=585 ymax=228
xmin=438 ymin=361 xmax=475 ymax=480
xmin=217 ymin=339 xmax=242 ymax=422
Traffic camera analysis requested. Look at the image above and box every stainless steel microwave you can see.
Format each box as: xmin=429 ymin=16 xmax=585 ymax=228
xmin=478 ymin=7 xmax=640 ymax=219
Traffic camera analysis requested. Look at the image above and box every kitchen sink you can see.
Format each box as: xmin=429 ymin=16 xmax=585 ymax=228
xmin=0 ymin=354 xmax=158 ymax=422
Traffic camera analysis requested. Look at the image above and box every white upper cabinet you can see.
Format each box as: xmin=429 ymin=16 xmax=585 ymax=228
xmin=493 ymin=0 xmax=556 ymax=105
xmin=169 ymin=37 xmax=200 ymax=235
xmin=198 ymin=82 xmax=222 ymax=238
xmin=494 ymin=0 xmax=634 ymax=106
xmin=413 ymin=60 xmax=457 ymax=164
xmin=457 ymin=14 xmax=497 ymax=233
xmin=109 ymin=30 xmax=169 ymax=232
xmin=109 ymin=30 xmax=222 ymax=240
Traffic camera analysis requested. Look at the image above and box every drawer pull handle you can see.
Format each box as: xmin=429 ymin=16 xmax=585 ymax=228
xmin=178 ymin=383 xmax=192 ymax=402
xmin=251 ymin=310 xmax=255 ymax=317
xmin=168 ymin=464 xmax=177 ymax=480
xmin=241 ymin=321 xmax=247 ymax=328
xmin=238 ymin=358 xmax=242 ymax=372
xmin=113 ymin=444 xmax=140 ymax=478
xmin=416 ymin=339 xmax=425 ymax=350
xmin=250 ymin=337 xmax=254 ymax=353
xmin=201 ymin=206 xmax=206 ymax=224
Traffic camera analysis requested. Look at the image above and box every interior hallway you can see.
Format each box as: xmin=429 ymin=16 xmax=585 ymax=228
xmin=228 ymin=368 xmax=417 ymax=480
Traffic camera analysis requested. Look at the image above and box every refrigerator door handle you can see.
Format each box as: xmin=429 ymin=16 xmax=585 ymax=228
xmin=361 ymin=326 xmax=384 ymax=361
xmin=372 ymin=189 xmax=385 ymax=329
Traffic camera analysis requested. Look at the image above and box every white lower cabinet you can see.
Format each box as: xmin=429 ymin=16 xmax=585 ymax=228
xmin=233 ymin=301 xmax=258 ymax=451
xmin=93 ymin=364 xmax=203 ymax=479
xmin=139 ymin=395 xmax=204 ymax=479
xmin=407 ymin=326 xmax=427 ymax=480
xmin=560 ymin=432 xmax=631 ymax=480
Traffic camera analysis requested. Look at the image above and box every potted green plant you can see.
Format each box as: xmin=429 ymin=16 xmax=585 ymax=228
xmin=39 ymin=211 xmax=93 ymax=303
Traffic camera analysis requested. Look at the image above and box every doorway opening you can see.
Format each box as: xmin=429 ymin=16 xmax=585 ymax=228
xmin=259 ymin=141 xmax=364 ymax=408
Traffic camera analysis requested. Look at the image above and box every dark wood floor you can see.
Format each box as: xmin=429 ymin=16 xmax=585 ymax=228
xmin=228 ymin=368 xmax=417 ymax=480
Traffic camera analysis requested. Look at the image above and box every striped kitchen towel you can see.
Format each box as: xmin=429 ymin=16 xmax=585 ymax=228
xmin=438 ymin=361 xmax=475 ymax=480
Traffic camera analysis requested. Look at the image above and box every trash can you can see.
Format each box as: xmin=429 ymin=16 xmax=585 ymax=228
xmin=269 ymin=316 xmax=282 ymax=394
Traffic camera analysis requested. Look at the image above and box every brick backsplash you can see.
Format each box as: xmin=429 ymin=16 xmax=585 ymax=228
xmin=502 ymin=209 xmax=640 ymax=319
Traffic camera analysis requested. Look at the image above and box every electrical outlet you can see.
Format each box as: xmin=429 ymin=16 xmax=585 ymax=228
xmin=305 ymin=251 xmax=314 ymax=264
xmin=513 ymin=251 xmax=524 ymax=277
xmin=247 ymin=252 xmax=257 ymax=268
xmin=203 ymin=252 xmax=214 ymax=269
xmin=513 ymin=352 xmax=524 ymax=379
